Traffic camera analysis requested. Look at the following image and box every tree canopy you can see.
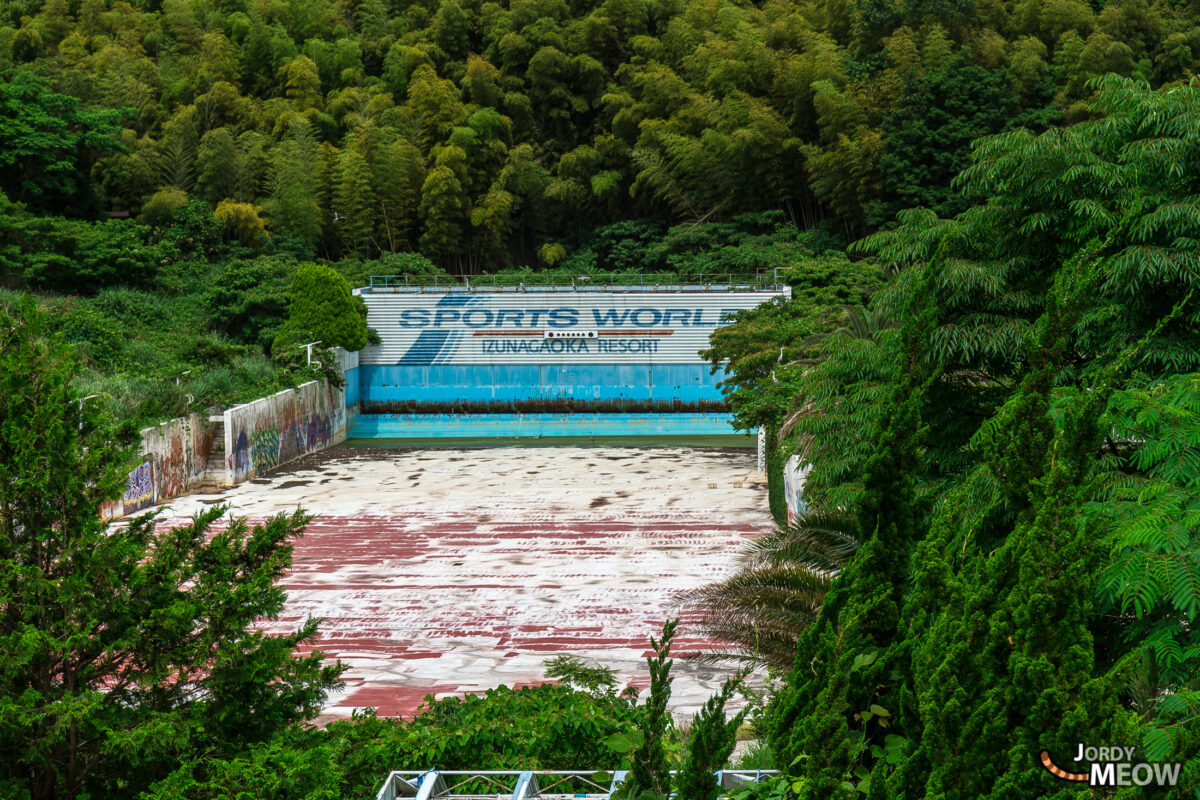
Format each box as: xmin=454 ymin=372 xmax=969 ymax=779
xmin=757 ymin=75 xmax=1200 ymax=799
xmin=0 ymin=297 xmax=343 ymax=799
xmin=4 ymin=0 xmax=1200 ymax=267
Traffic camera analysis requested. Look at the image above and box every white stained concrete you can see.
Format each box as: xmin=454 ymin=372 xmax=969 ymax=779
xmin=147 ymin=446 xmax=773 ymax=720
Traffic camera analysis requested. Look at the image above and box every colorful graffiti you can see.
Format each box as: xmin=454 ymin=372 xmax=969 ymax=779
xmin=251 ymin=427 xmax=281 ymax=473
xmin=225 ymin=380 xmax=346 ymax=486
xmin=100 ymin=371 xmax=347 ymax=520
xmin=123 ymin=461 xmax=155 ymax=513
xmin=99 ymin=414 xmax=219 ymax=520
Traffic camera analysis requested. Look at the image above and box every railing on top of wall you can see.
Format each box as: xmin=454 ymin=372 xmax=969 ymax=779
xmin=374 ymin=769 xmax=781 ymax=800
xmin=364 ymin=272 xmax=785 ymax=293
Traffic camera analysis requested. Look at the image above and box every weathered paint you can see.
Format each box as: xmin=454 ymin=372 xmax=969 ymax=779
xmin=339 ymin=347 xmax=361 ymax=412
xmin=355 ymin=289 xmax=787 ymax=410
xmin=101 ymin=413 xmax=217 ymax=519
xmin=223 ymin=380 xmax=348 ymax=486
xmin=349 ymin=412 xmax=740 ymax=438
xmin=142 ymin=446 xmax=772 ymax=720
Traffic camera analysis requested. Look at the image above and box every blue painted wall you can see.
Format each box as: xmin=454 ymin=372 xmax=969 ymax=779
xmin=358 ymin=363 xmax=726 ymax=406
xmin=350 ymin=412 xmax=739 ymax=438
xmin=345 ymin=366 xmax=360 ymax=407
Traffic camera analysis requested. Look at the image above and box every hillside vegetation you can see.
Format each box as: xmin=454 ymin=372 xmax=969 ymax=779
xmin=1 ymin=0 xmax=1200 ymax=798
xmin=4 ymin=0 xmax=1200 ymax=269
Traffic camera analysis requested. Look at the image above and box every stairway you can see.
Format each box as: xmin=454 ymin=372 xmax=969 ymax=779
xmin=197 ymin=417 xmax=228 ymax=492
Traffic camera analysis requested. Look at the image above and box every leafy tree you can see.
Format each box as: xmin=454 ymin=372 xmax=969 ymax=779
xmin=620 ymin=619 xmax=678 ymax=799
xmin=0 ymin=297 xmax=342 ymax=799
xmin=203 ymin=256 xmax=296 ymax=350
xmin=0 ymin=194 xmax=168 ymax=291
xmin=138 ymin=186 xmax=189 ymax=226
xmin=275 ymin=261 xmax=369 ymax=352
xmin=333 ymin=140 xmax=376 ymax=255
xmin=419 ymin=164 xmax=468 ymax=269
xmin=868 ymin=51 xmax=1053 ymax=225
xmin=701 ymin=252 xmax=883 ymax=433
xmin=674 ymin=674 xmax=748 ymax=800
xmin=266 ymin=119 xmax=323 ymax=254
xmin=543 ymin=655 xmax=620 ymax=697
xmin=0 ymin=71 xmax=126 ymax=214
xmin=214 ymin=199 xmax=268 ymax=248
xmin=766 ymin=75 xmax=1200 ymax=798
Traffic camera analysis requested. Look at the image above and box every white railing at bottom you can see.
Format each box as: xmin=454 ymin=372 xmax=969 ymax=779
xmin=375 ymin=769 xmax=781 ymax=800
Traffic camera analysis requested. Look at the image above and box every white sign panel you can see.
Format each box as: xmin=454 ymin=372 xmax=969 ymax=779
xmin=359 ymin=290 xmax=786 ymax=366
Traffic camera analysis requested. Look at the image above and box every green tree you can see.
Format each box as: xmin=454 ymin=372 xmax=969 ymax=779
xmin=419 ymin=164 xmax=468 ymax=268
xmin=214 ymin=199 xmax=268 ymax=248
xmin=621 ymin=619 xmax=678 ymax=799
xmin=333 ymin=142 xmax=375 ymax=255
xmin=767 ymin=75 xmax=1200 ymax=798
xmin=275 ymin=262 xmax=369 ymax=352
xmin=266 ymin=119 xmax=323 ymax=253
xmin=674 ymin=675 xmax=747 ymax=800
xmin=0 ymin=72 xmax=126 ymax=213
xmin=869 ymin=51 xmax=1054 ymax=225
xmin=0 ymin=298 xmax=342 ymax=800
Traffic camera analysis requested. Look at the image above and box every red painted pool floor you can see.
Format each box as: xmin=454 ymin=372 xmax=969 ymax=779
xmin=147 ymin=446 xmax=772 ymax=718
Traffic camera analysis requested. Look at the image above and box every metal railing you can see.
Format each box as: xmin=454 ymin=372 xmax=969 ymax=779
xmin=364 ymin=272 xmax=784 ymax=293
xmin=374 ymin=769 xmax=781 ymax=800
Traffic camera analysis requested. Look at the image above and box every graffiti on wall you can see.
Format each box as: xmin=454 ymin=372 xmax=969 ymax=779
xmin=123 ymin=460 xmax=155 ymax=512
xmin=100 ymin=415 xmax=216 ymax=520
xmin=225 ymin=380 xmax=346 ymax=485
xmin=251 ymin=427 xmax=281 ymax=473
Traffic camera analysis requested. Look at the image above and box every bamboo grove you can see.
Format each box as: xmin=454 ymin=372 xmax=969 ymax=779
xmin=7 ymin=0 xmax=1200 ymax=269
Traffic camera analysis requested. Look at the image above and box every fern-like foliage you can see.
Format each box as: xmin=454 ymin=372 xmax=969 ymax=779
xmin=677 ymin=509 xmax=860 ymax=670
xmin=1088 ymin=373 xmax=1200 ymax=740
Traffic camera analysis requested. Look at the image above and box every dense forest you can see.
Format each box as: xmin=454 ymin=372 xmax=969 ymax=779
xmin=5 ymin=0 xmax=1200 ymax=270
xmin=2 ymin=0 xmax=1200 ymax=797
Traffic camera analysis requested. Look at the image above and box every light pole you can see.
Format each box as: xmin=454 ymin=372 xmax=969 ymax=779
xmin=78 ymin=394 xmax=99 ymax=429
xmin=301 ymin=341 xmax=322 ymax=369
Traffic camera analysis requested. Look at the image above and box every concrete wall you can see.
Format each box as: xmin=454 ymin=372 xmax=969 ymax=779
xmin=102 ymin=349 xmax=356 ymax=519
xmin=224 ymin=380 xmax=347 ymax=485
xmin=783 ymin=454 xmax=810 ymax=524
xmin=102 ymin=414 xmax=216 ymax=519
xmin=339 ymin=347 xmax=360 ymax=414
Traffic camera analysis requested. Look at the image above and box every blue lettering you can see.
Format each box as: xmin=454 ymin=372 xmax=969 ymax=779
xmin=592 ymin=308 xmax=630 ymax=326
xmin=661 ymin=309 xmax=690 ymax=327
xmin=596 ymin=339 xmax=659 ymax=353
xmin=547 ymin=307 xmax=578 ymax=327
xmin=433 ymin=309 xmax=461 ymax=325
xmin=462 ymin=308 xmax=495 ymax=327
xmin=481 ymin=339 xmax=590 ymax=354
xmin=630 ymin=308 xmax=662 ymax=327
xmin=399 ymin=309 xmax=430 ymax=328
xmin=494 ymin=309 xmax=524 ymax=327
